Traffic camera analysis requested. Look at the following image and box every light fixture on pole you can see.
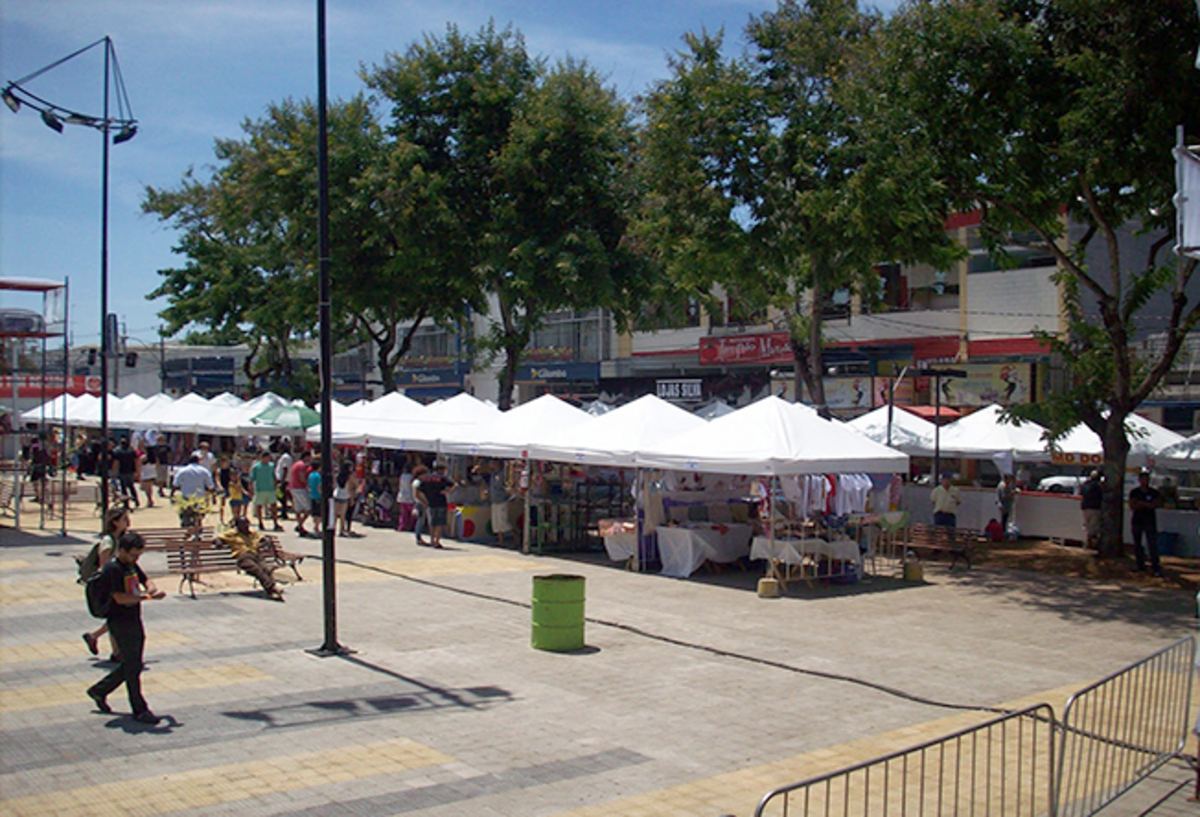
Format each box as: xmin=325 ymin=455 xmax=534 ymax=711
xmin=4 ymin=36 xmax=138 ymax=516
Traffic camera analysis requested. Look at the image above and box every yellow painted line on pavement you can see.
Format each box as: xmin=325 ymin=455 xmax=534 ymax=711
xmin=3 ymin=737 xmax=453 ymax=817
xmin=0 ymin=632 xmax=194 ymax=665
xmin=0 ymin=559 xmax=32 ymax=570
xmin=0 ymin=663 xmax=270 ymax=713
xmin=0 ymin=579 xmax=81 ymax=606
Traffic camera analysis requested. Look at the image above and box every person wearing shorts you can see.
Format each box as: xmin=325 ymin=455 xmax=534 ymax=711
xmin=416 ymin=462 xmax=454 ymax=549
xmin=288 ymin=450 xmax=313 ymax=536
xmin=249 ymin=450 xmax=283 ymax=531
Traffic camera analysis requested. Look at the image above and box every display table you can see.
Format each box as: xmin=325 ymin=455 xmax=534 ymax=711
xmin=657 ymin=523 xmax=753 ymax=578
xmin=751 ymin=536 xmax=860 ymax=583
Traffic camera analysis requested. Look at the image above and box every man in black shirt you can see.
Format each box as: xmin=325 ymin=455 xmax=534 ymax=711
xmin=111 ymin=437 xmax=140 ymax=508
xmin=415 ymin=463 xmax=455 ymax=549
xmin=87 ymin=531 xmax=165 ymax=723
xmin=1128 ymin=471 xmax=1163 ymax=576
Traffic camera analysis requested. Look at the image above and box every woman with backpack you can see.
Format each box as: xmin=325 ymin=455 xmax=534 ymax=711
xmin=81 ymin=506 xmax=130 ymax=659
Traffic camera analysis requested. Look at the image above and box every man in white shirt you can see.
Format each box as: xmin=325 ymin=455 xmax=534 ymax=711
xmin=172 ymin=454 xmax=215 ymax=540
xmin=930 ymin=472 xmax=961 ymax=528
xmin=192 ymin=441 xmax=217 ymax=474
xmin=274 ymin=443 xmax=294 ymax=521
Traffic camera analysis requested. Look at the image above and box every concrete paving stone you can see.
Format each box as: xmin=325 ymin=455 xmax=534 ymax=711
xmin=4 ymin=518 xmax=1199 ymax=816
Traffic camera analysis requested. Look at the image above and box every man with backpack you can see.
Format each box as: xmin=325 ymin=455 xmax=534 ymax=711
xmin=86 ymin=531 xmax=166 ymax=724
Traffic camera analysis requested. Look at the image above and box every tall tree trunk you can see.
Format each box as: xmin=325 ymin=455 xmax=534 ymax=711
xmin=497 ymin=343 xmax=521 ymax=411
xmin=1097 ymin=414 xmax=1131 ymax=559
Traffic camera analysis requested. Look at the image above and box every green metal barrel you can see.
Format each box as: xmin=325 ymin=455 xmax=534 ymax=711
xmin=531 ymin=574 xmax=585 ymax=651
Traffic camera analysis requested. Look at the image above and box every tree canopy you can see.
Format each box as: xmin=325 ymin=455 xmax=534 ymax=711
xmin=854 ymin=0 xmax=1200 ymax=554
xmin=363 ymin=23 xmax=649 ymax=408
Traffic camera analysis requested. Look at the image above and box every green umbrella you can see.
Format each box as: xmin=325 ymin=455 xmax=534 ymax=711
xmin=251 ymin=404 xmax=321 ymax=429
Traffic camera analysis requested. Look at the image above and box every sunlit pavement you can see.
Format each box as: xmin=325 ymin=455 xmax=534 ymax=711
xmin=2 ymin=488 xmax=1197 ymax=816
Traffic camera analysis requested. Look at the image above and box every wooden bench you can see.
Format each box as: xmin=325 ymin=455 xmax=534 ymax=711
xmin=0 ymin=479 xmax=19 ymax=519
xmin=138 ymin=526 xmax=211 ymax=551
xmin=165 ymin=535 xmax=303 ymax=598
xmin=903 ymin=523 xmax=975 ymax=569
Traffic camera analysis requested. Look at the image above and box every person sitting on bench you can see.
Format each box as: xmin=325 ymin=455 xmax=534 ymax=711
xmin=217 ymin=516 xmax=285 ymax=602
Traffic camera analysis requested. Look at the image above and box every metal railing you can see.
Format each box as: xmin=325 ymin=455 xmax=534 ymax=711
xmin=1056 ymin=636 xmax=1196 ymax=817
xmin=753 ymin=705 xmax=1057 ymax=816
xmin=752 ymin=637 xmax=1198 ymax=817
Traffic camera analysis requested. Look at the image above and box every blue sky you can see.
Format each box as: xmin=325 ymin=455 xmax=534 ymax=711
xmin=1 ymin=1 xmax=898 ymax=349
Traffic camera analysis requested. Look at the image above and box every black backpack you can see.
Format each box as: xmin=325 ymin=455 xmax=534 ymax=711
xmin=85 ymin=569 xmax=111 ymax=618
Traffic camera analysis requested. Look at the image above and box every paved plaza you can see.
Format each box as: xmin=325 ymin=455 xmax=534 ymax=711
xmin=1 ymin=498 xmax=1198 ymax=816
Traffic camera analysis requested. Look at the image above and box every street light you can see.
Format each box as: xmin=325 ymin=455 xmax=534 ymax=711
xmin=4 ymin=37 xmax=138 ymax=515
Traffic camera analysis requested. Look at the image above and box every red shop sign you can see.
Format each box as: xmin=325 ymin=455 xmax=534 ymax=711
xmin=0 ymin=374 xmax=102 ymax=399
xmin=699 ymin=333 xmax=793 ymax=366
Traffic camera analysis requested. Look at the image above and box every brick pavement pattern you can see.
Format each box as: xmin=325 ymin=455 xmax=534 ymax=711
xmin=1 ymin=496 xmax=1197 ymax=816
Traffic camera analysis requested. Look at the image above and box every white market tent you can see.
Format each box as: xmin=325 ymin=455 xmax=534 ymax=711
xmin=847 ymin=404 xmax=937 ymax=454
xmin=932 ymin=403 xmax=1052 ymax=461
xmin=1054 ymin=413 xmax=1186 ymax=468
xmin=1157 ymin=431 xmax=1200 ymax=470
xmin=638 ymin=395 xmax=909 ymax=475
xmin=526 ymin=394 xmax=707 ymax=467
xmin=439 ymin=394 xmax=592 ymax=459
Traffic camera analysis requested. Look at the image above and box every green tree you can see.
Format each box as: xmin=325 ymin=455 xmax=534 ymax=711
xmin=637 ymin=0 xmax=954 ymax=415
xmin=364 ymin=23 xmax=649 ymax=409
xmin=146 ymin=96 xmax=475 ymax=396
xmin=857 ymin=0 xmax=1200 ymax=557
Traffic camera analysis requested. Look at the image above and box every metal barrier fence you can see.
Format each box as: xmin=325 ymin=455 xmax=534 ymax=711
xmin=1056 ymin=635 xmax=1196 ymax=817
xmin=753 ymin=705 xmax=1058 ymax=817
xmin=752 ymin=637 xmax=1197 ymax=817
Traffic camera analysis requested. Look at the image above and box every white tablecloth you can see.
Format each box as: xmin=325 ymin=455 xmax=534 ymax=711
xmin=657 ymin=523 xmax=753 ymax=578
xmin=602 ymin=531 xmax=638 ymax=562
xmin=752 ymin=536 xmax=861 ymax=580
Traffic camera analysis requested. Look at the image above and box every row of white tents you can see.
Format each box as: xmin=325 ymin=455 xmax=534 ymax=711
xmin=847 ymin=403 xmax=1195 ymax=471
xmin=19 ymin=389 xmax=1200 ymax=473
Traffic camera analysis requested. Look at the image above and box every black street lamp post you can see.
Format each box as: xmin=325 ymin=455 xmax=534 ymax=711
xmin=4 ymin=37 xmax=137 ymax=516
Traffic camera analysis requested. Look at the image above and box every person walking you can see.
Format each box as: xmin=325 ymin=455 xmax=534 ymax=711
xmin=81 ymin=506 xmax=130 ymax=660
xmin=111 ymin=437 xmax=140 ymax=508
xmin=249 ymin=450 xmax=283 ymax=532
xmin=289 ymin=450 xmax=313 ymax=537
xmin=411 ymin=464 xmax=430 ymax=545
xmin=931 ymin=472 xmax=961 ymax=528
xmin=171 ymin=454 xmax=215 ymax=540
xmin=86 ymin=531 xmax=165 ymax=724
xmin=308 ymin=463 xmax=324 ymax=534
xmin=1128 ymin=470 xmax=1164 ymax=576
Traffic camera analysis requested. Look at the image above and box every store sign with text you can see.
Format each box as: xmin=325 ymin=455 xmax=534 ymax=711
xmin=699 ymin=333 xmax=792 ymax=365
xmin=1050 ymin=450 xmax=1104 ymax=466
xmin=656 ymin=379 xmax=704 ymax=402
xmin=0 ymin=374 xmax=101 ymax=399
xmin=514 ymin=362 xmax=599 ymax=382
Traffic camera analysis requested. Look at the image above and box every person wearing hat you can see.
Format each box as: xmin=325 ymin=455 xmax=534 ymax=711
xmin=931 ymin=472 xmax=961 ymax=528
xmin=1080 ymin=470 xmax=1103 ymax=550
xmin=1128 ymin=470 xmax=1163 ymax=576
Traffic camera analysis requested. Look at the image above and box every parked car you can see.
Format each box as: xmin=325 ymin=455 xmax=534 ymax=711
xmin=1036 ymin=475 xmax=1085 ymax=495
